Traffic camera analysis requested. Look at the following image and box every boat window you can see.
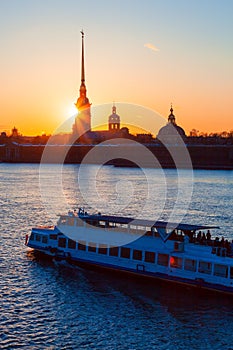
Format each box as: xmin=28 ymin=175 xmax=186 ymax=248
xmin=119 ymin=223 xmax=128 ymax=229
xmin=36 ymin=234 xmax=41 ymax=242
xmin=76 ymin=218 xmax=84 ymax=227
xmin=58 ymin=237 xmax=66 ymax=248
xmin=145 ymin=231 xmax=153 ymax=237
xmin=88 ymin=243 xmax=97 ymax=252
xmin=78 ymin=241 xmax=86 ymax=251
xmin=133 ymin=249 xmax=142 ymax=261
xmin=214 ymin=264 xmax=228 ymax=278
xmin=42 ymin=236 xmax=48 ymax=244
xmin=184 ymin=258 xmax=197 ymax=272
xmin=30 ymin=233 xmax=35 ymax=241
xmin=170 ymin=256 xmax=183 ymax=269
xmin=68 ymin=218 xmax=75 ymax=226
xmin=109 ymin=246 xmax=119 ymax=257
xmin=98 ymin=245 xmax=108 ymax=255
xmin=86 ymin=220 xmax=98 ymax=227
xmin=174 ymin=242 xmax=184 ymax=252
xmin=118 ymin=224 xmax=128 ymax=232
xmin=157 ymin=253 xmax=169 ymax=266
xmin=145 ymin=251 xmax=155 ymax=263
xmin=230 ymin=267 xmax=233 ymax=279
xmin=120 ymin=247 xmax=130 ymax=259
xmin=60 ymin=217 xmax=67 ymax=225
xmin=198 ymin=261 xmax=212 ymax=274
xmin=68 ymin=239 xmax=76 ymax=249
xmin=98 ymin=221 xmax=106 ymax=227
xmin=49 ymin=234 xmax=57 ymax=240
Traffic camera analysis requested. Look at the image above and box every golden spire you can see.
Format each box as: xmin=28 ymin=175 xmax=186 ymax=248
xmin=80 ymin=30 xmax=85 ymax=85
xmin=75 ymin=30 xmax=91 ymax=111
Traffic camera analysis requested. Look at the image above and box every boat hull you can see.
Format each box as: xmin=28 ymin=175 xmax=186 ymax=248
xmin=28 ymin=246 xmax=233 ymax=296
xmin=27 ymin=212 xmax=233 ymax=296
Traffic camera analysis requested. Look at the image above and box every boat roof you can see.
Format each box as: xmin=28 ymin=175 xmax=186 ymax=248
xmin=80 ymin=213 xmax=219 ymax=232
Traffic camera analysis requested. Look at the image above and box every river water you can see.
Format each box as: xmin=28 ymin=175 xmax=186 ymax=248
xmin=0 ymin=163 xmax=233 ymax=349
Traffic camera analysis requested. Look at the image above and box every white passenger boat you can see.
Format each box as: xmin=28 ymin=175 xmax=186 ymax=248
xmin=26 ymin=209 xmax=233 ymax=294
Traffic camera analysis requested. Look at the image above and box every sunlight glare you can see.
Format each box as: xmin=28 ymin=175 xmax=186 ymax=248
xmin=66 ymin=104 xmax=78 ymax=117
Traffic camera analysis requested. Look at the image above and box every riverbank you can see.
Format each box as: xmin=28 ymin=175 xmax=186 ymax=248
xmin=1 ymin=143 xmax=233 ymax=169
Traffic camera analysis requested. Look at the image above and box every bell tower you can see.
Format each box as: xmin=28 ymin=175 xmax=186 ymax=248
xmin=108 ymin=104 xmax=120 ymax=131
xmin=73 ymin=31 xmax=91 ymax=136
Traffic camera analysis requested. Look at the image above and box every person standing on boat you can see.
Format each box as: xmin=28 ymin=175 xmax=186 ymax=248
xmin=197 ymin=231 xmax=202 ymax=242
xmin=230 ymin=240 xmax=233 ymax=255
xmin=206 ymin=230 xmax=211 ymax=242
xmin=214 ymin=237 xmax=220 ymax=247
xmin=201 ymin=232 xmax=206 ymax=244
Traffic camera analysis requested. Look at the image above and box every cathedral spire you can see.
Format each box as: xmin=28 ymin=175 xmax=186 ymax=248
xmin=73 ymin=30 xmax=91 ymax=133
xmin=170 ymin=103 xmax=173 ymax=114
xmin=112 ymin=102 xmax=116 ymax=114
xmin=168 ymin=103 xmax=176 ymax=125
xmin=75 ymin=31 xmax=91 ymax=112
xmin=81 ymin=30 xmax=85 ymax=85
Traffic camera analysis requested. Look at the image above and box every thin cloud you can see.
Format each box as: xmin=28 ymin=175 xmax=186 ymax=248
xmin=144 ymin=43 xmax=160 ymax=52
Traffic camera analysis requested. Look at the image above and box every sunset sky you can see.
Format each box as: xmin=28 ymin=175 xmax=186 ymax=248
xmin=1 ymin=0 xmax=232 ymax=136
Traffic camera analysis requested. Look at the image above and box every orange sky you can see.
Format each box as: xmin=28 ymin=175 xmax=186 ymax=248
xmin=1 ymin=0 xmax=232 ymax=136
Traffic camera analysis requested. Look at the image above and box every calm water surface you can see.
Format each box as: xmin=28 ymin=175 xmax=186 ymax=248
xmin=0 ymin=164 xmax=233 ymax=349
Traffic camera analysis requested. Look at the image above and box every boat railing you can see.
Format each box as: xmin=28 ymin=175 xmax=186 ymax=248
xmin=167 ymin=233 xmax=233 ymax=257
xmin=105 ymin=227 xmax=129 ymax=233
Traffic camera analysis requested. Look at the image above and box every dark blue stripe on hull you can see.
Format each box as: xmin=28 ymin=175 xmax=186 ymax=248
xmin=29 ymin=247 xmax=233 ymax=296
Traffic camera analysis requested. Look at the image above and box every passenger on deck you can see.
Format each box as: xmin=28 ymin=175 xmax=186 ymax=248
xmin=224 ymin=239 xmax=231 ymax=255
xmin=201 ymin=232 xmax=206 ymax=244
xmin=170 ymin=230 xmax=177 ymax=240
xmin=78 ymin=208 xmax=84 ymax=216
xmin=214 ymin=237 xmax=220 ymax=247
xmin=197 ymin=231 xmax=202 ymax=242
xmin=230 ymin=240 xmax=233 ymax=255
xmin=206 ymin=230 xmax=211 ymax=241
xmin=186 ymin=231 xmax=194 ymax=243
xmin=220 ymin=236 xmax=225 ymax=247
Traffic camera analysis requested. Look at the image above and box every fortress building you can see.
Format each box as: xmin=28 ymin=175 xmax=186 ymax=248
xmin=0 ymin=33 xmax=233 ymax=168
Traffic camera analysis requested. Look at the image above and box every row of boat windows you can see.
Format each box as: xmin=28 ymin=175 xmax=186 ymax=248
xmin=31 ymin=233 xmax=233 ymax=279
xmin=58 ymin=216 xmax=153 ymax=232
